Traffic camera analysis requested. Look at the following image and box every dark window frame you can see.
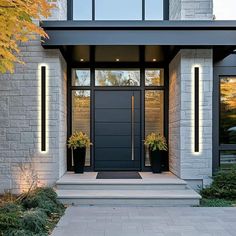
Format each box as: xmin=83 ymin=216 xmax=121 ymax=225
xmin=67 ymin=0 xmax=169 ymax=21
xmin=213 ymin=69 xmax=236 ymax=172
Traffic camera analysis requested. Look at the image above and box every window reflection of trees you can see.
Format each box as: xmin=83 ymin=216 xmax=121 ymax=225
xmin=145 ymin=69 xmax=164 ymax=86
xmin=72 ymin=90 xmax=91 ymax=166
xmin=72 ymin=70 xmax=90 ymax=86
xmin=220 ymin=77 xmax=236 ymax=144
xmin=145 ymin=90 xmax=164 ymax=166
xmin=95 ymin=70 xmax=140 ymax=86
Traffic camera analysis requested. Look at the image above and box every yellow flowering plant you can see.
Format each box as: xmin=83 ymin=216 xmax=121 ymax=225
xmin=144 ymin=133 xmax=168 ymax=151
xmin=68 ymin=132 xmax=92 ymax=149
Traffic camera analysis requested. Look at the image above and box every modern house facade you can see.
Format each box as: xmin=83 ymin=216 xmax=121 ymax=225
xmin=0 ymin=0 xmax=236 ymax=193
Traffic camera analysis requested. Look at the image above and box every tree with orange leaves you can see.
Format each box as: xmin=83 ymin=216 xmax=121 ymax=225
xmin=0 ymin=0 xmax=54 ymax=73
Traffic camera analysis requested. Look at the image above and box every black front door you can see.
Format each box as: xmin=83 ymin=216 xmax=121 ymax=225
xmin=94 ymin=90 xmax=141 ymax=170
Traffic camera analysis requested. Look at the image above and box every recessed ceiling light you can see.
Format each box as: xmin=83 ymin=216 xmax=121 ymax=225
xmin=116 ymin=58 xmax=120 ymax=62
xmin=80 ymin=59 xmax=84 ymax=62
xmin=152 ymin=59 xmax=157 ymax=62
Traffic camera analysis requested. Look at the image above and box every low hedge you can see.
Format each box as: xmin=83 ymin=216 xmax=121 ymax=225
xmin=201 ymin=168 xmax=236 ymax=200
xmin=0 ymin=187 xmax=65 ymax=236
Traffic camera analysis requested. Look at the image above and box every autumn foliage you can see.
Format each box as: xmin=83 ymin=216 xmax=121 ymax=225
xmin=0 ymin=0 xmax=54 ymax=73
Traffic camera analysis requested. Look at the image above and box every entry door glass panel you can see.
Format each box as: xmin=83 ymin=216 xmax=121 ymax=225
xmin=145 ymin=90 xmax=164 ymax=166
xmin=220 ymin=77 xmax=236 ymax=144
xmin=72 ymin=90 xmax=91 ymax=166
xmin=94 ymin=91 xmax=141 ymax=170
xmin=95 ymin=69 xmax=140 ymax=86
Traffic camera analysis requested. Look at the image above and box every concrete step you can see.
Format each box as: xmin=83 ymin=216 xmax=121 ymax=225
xmin=56 ymin=189 xmax=201 ymax=207
xmin=56 ymin=179 xmax=188 ymax=190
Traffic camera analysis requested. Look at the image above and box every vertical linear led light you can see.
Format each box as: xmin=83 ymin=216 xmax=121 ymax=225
xmin=41 ymin=66 xmax=46 ymax=152
xmin=194 ymin=67 xmax=199 ymax=152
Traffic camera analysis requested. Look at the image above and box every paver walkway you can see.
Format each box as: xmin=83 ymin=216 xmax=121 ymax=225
xmin=51 ymin=206 xmax=236 ymax=236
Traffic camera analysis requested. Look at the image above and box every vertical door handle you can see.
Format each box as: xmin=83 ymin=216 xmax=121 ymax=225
xmin=131 ymin=95 xmax=135 ymax=161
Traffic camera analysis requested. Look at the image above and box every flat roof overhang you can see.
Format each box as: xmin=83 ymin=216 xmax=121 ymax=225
xmin=41 ymin=21 xmax=236 ymax=46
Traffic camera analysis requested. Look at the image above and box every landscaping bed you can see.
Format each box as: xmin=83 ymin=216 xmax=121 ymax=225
xmin=200 ymin=168 xmax=236 ymax=207
xmin=0 ymin=187 xmax=65 ymax=236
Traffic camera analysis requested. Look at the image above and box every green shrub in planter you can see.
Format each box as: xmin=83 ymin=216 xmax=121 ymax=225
xmin=68 ymin=131 xmax=92 ymax=173
xmin=21 ymin=209 xmax=47 ymax=234
xmin=144 ymin=133 xmax=168 ymax=173
xmin=201 ymin=168 xmax=236 ymax=200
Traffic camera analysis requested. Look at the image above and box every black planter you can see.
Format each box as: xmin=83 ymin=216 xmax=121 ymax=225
xmin=150 ymin=150 xmax=164 ymax=173
xmin=73 ymin=147 xmax=86 ymax=173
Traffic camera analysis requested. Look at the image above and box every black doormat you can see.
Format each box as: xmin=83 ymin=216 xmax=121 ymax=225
xmin=96 ymin=172 xmax=142 ymax=179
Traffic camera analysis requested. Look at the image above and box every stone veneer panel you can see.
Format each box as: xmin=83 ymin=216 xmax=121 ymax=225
xmin=0 ymin=0 xmax=67 ymax=193
xmin=169 ymin=49 xmax=213 ymax=185
xmin=169 ymin=53 xmax=181 ymax=177
xmin=169 ymin=0 xmax=213 ymax=20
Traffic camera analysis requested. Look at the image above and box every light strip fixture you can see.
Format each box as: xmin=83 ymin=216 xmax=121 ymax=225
xmin=194 ymin=67 xmax=199 ymax=152
xmin=41 ymin=66 xmax=46 ymax=152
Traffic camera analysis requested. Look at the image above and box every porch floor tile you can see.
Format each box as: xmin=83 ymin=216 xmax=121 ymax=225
xmin=57 ymin=171 xmax=185 ymax=184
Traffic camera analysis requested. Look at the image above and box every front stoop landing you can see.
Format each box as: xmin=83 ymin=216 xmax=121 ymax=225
xmin=55 ymin=172 xmax=201 ymax=207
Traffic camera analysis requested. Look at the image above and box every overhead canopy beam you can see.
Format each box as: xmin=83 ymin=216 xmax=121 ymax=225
xmin=41 ymin=21 xmax=236 ymax=47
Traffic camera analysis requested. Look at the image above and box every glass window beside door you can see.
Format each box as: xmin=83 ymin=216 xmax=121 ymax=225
xmin=220 ymin=151 xmax=236 ymax=170
xmin=145 ymin=90 xmax=164 ymax=166
xmin=220 ymin=77 xmax=236 ymax=144
xmin=72 ymin=90 xmax=91 ymax=166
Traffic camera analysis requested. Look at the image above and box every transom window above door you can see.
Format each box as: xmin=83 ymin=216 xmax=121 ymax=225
xmin=72 ymin=0 xmax=165 ymax=21
xmin=95 ymin=69 xmax=140 ymax=86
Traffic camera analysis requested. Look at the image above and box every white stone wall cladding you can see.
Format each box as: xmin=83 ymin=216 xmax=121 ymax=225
xmin=169 ymin=49 xmax=213 ymax=185
xmin=46 ymin=0 xmax=67 ymax=21
xmin=169 ymin=53 xmax=181 ymax=177
xmin=169 ymin=0 xmax=213 ymax=20
xmin=58 ymin=56 xmax=67 ymax=177
xmin=169 ymin=0 xmax=181 ymax=20
xmin=0 ymin=0 xmax=67 ymax=193
xmin=0 ymin=38 xmax=67 ymax=193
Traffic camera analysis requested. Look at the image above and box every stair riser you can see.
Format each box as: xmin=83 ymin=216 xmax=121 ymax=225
xmin=57 ymin=184 xmax=187 ymax=191
xmin=58 ymin=198 xmax=200 ymax=207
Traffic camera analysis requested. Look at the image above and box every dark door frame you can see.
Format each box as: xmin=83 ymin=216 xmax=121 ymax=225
xmin=67 ymin=46 xmax=169 ymax=172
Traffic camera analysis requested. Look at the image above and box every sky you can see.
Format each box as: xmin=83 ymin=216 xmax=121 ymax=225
xmin=214 ymin=0 xmax=236 ymax=20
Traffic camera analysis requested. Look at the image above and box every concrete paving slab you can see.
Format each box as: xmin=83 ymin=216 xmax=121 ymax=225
xmin=51 ymin=206 xmax=236 ymax=236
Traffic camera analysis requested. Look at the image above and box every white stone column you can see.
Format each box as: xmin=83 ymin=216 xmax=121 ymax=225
xmin=169 ymin=49 xmax=213 ymax=186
